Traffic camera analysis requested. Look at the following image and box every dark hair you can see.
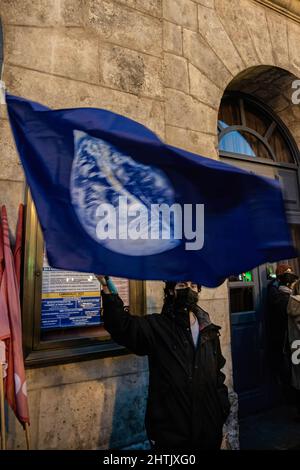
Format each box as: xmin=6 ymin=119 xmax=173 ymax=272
xmin=278 ymin=272 xmax=298 ymax=287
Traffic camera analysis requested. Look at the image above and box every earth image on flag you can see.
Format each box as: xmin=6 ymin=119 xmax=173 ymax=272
xmin=70 ymin=130 xmax=181 ymax=256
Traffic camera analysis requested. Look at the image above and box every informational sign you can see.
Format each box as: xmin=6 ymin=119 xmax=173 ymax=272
xmin=41 ymin=253 xmax=101 ymax=329
xmin=41 ymin=252 xmax=130 ymax=330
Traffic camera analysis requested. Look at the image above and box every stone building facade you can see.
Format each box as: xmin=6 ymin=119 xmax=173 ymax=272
xmin=0 ymin=0 xmax=300 ymax=450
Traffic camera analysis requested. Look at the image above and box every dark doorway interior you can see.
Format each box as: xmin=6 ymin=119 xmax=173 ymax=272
xmin=239 ymin=405 xmax=300 ymax=450
xmin=229 ymin=255 xmax=300 ymax=419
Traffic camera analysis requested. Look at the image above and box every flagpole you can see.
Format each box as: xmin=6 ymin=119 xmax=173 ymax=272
xmin=0 ymin=362 xmax=6 ymax=450
xmin=24 ymin=422 xmax=30 ymax=450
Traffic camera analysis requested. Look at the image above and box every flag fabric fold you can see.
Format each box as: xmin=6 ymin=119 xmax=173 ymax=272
xmin=13 ymin=204 xmax=24 ymax=290
xmin=0 ymin=212 xmax=9 ymax=383
xmin=0 ymin=206 xmax=29 ymax=426
xmin=6 ymin=93 xmax=297 ymax=287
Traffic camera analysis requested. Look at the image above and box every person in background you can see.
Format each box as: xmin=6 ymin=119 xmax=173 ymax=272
xmin=267 ymin=264 xmax=298 ymax=389
xmin=98 ymin=276 xmax=230 ymax=450
xmin=287 ymin=279 xmax=300 ymax=421
xmin=267 ymin=263 xmax=292 ymax=301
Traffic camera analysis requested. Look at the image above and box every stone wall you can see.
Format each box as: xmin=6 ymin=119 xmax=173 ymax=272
xmin=7 ymin=355 xmax=149 ymax=449
xmin=1 ymin=0 xmax=300 ymax=450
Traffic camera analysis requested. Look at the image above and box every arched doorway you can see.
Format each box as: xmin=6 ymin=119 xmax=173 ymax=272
xmin=218 ymin=90 xmax=300 ymax=417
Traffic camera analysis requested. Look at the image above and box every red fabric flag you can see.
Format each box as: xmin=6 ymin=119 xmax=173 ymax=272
xmin=0 ymin=214 xmax=4 ymax=282
xmin=0 ymin=268 xmax=10 ymax=381
xmin=13 ymin=204 xmax=24 ymax=289
xmin=0 ymin=212 xmax=10 ymax=385
xmin=1 ymin=206 xmax=29 ymax=426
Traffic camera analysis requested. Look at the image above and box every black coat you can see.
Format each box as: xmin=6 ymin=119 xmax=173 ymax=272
xmin=102 ymin=293 xmax=230 ymax=450
xmin=267 ymin=283 xmax=290 ymax=355
xmin=266 ymin=282 xmax=291 ymax=382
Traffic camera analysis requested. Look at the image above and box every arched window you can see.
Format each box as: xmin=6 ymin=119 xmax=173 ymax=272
xmin=219 ymin=92 xmax=300 ymax=274
xmin=218 ymin=92 xmax=298 ymax=166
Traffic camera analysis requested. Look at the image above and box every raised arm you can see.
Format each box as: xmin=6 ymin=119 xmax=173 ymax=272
xmin=99 ymin=277 xmax=155 ymax=356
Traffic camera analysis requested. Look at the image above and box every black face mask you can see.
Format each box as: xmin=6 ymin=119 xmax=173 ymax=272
xmin=174 ymin=287 xmax=198 ymax=311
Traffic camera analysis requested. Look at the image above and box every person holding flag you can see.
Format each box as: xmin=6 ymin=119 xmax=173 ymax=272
xmin=99 ymin=275 xmax=230 ymax=450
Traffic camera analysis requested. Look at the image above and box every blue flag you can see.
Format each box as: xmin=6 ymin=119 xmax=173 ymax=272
xmin=6 ymin=94 xmax=296 ymax=287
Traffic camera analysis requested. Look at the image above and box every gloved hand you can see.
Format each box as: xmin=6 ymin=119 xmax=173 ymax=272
xmin=105 ymin=276 xmax=118 ymax=294
xmin=96 ymin=275 xmax=118 ymax=294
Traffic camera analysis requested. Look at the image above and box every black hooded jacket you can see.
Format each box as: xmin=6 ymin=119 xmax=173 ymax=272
xmin=102 ymin=293 xmax=230 ymax=449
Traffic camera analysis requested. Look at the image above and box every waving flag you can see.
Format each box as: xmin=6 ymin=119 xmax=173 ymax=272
xmin=6 ymin=93 xmax=296 ymax=287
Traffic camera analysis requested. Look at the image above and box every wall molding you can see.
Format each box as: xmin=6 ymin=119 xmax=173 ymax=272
xmin=254 ymin=0 xmax=300 ymax=23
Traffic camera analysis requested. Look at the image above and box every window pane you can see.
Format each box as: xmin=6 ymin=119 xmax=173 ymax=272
xmin=219 ymin=130 xmax=272 ymax=159
xmin=269 ymin=128 xmax=294 ymax=164
xmin=218 ymin=96 xmax=296 ymax=165
xmin=230 ymin=287 xmax=254 ymax=313
xmin=244 ymin=101 xmax=271 ymax=136
xmin=218 ymin=98 xmax=241 ymax=127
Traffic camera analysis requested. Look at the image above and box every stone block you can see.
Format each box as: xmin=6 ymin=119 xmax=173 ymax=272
xmin=163 ymin=0 xmax=198 ymax=31
xmin=193 ymin=0 xmax=214 ymax=6
xmin=165 ymin=125 xmax=218 ymax=158
xmin=60 ymin=0 xmax=86 ymax=26
xmin=0 ymin=0 xmax=85 ymax=26
xmin=5 ymin=26 xmax=99 ymax=84
xmin=163 ymin=53 xmax=189 ymax=92
xmin=4 ymin=66 xmax=165 ymax=138
xmin=214 ymin=0 xmax=259 ymax=67
xmin=87 ymin=0 xmax=162 ymax=57
xmin=37 ymin=373 xmax=148 ymax=449
xmin=26 ymin=355 xmax=148 ymax=391
xmin=145 ymin=280 xmax=164 ymax=313
xmin=199 ymin=298 xmax=231 ymax=343
xmin=266 ymin=11 xmax=289 ymax=69
xmin=0 ymin=119 xmax=24 ymax=181
xmin=4 ymin=26 xmax=52 ymax=73
xmin=288 ymin=22 xmax=300 ymax=75
xmin=116 ymin=0 xmax=162 ymax=17
xmin=163 ymin=21 xmax=183 ymax=55
xmin=165 ymin=88 xmax=217 ymax=134
xmin=240 ymin=0 xmax=274 ymax=65
xmin=183 ymin=29 xmax=232 ymax=90
xmin=197 ymin=5 xmax=243 ymax=76
xmin=100 ymin=43 xmax=163 ymax=98
xmin=0 ymin=0 xmax=60 ymax=25
xmin=188 ymin=63 xmax=222 ymax=109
